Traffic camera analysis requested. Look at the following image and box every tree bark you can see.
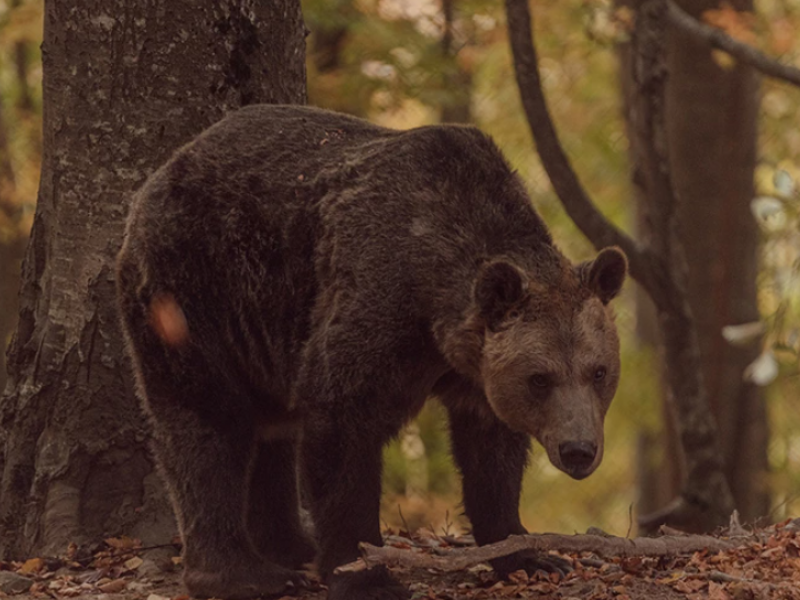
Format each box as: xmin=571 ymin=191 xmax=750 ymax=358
xmin=0 ymin=0 xmax=306 ymax=560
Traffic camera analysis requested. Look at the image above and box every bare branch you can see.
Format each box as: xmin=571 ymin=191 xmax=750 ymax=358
xmin=667 ymin=1 xmax=800 ymax=88
xmin=504 ymin=0 xmax=659 ymax=294
xmin=334 ymin=532 xmax=743 ymax=574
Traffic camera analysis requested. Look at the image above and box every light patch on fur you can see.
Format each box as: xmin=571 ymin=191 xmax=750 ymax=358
xmin=410 ymin=217 xmax=432 ymax=237
xmin=148 ymin=293 xmax=189 ymax=346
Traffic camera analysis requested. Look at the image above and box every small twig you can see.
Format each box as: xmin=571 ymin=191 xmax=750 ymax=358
xmin=441 ymin=510 xmax=453 ymax=538
xmin=131 ymin=543 xmax=180 ymax=553
xmin=666 ymin=0 xmax=800 ymax=88
xmin=707 ymin=570 xmax=744 ymax=583
xmin=397 ymin=506 xmax=410 ymax=537
xmin=334 ymin=532 xmax=743 ymax=574
xmin=702 ymin=570 xmax=792 ymax=594
xmin=626 ymin=504 xmax=634 ymax=539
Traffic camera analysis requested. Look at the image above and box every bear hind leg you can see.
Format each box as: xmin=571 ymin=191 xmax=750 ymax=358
xmin=247 ymin=438 xmax=317 ymax=569
xmin=147 ymin=399 xmax=305 ymax=599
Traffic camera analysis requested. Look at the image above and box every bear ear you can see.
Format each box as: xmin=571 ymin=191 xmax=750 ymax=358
xmin=474 ymin=261 xmax=527 ymax=330
xmin=582 ymin=246 xmax=628 ymax=304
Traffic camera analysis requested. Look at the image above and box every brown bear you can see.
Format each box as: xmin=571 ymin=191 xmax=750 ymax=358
xmin=116 ymin=105 xmax=627 ymax=600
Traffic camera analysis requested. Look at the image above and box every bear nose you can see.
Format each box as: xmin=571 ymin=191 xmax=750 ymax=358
xmin=558 ymin=441 xmax=597 ymax=478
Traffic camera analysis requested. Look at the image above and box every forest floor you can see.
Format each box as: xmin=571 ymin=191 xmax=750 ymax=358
xmin=2 ymin=521 xmax=800 ymax=600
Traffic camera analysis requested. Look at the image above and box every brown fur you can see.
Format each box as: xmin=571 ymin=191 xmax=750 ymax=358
xmin=116 ymin=105 xmax=627 ymax=600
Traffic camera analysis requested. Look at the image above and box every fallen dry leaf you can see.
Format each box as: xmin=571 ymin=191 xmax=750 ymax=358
xmin=674 ymin=578 xmax=706 ymax=593
xmin=124 ymin=556 xmax=144 ymax=571
xmin=708 ymin=580 xmax=732 ymax=600
xmin=507 ymin=569 xmax=528 ymax=584
xmin=104 ymin=536 xmax=140 ymax=550
xmin=57 ymin=587 xmax=82 ymax=597
xmin=17 ymin=557 xmax=44 ymax=575
xmin=98 ymin=578 xmax=127 ymax=593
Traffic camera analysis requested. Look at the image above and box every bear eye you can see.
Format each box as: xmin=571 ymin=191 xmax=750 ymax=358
xmin=529 ymin=374 xmax=550 ymax=388
xmin=507 ymin=309 xmax=520 ymax=320
xmin=594 ymin=367 xmax=607 ymax=382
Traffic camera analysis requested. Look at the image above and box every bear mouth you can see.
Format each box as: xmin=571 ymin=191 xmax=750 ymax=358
xmin=563 ymin=465 xmax=595 ymax=480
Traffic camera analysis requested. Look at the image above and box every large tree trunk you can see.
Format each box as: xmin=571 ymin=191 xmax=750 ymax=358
xmin=620 ymin=0 xmax=767 ymax=525
xmin=0 ymin=0 xmax=306 ymax=559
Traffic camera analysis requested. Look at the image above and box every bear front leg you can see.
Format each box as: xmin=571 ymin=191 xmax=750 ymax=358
xmin=247 ymin=437 xmax=317 ymax=569
xmin=445 ymin=396 xmax=572 ymax=578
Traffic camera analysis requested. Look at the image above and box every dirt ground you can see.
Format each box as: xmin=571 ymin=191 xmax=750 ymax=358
xmin=2 ymin=521 xmax=800 ymax=600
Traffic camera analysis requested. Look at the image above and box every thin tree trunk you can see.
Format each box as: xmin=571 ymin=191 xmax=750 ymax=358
xmin=628 ymin=0 xmax=735 ymax=532
xmin=0 ymin=0 xmax=306 ymax=559
xmin=619 ymin=0 xmax=767 ymax=525
xmin=619 ymin=32 xmax=685 ymax=515
xmin=666 ymin=0 xmax=767 ymax=523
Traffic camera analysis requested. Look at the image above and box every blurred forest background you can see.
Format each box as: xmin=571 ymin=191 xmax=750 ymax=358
xmin=1 ymin=0 xmax=800 ymax=539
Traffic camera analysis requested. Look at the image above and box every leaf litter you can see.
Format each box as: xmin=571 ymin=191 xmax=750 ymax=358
xmin=2 ymin=521 xmax=800 ymax=599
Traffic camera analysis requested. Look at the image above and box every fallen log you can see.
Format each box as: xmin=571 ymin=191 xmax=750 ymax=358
xmin=335 ymin=531 xmax=747 ymax=574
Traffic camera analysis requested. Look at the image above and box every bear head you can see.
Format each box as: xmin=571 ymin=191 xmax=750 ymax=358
xmin=474 ymin=246 xmax=627 ymax=480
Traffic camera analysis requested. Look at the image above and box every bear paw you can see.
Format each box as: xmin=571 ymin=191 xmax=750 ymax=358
xmin=491 ymin=550 xmax=573 ymax=579
xmin=183 ymin=563 xmax=307 ymax=599
xmin=327 ymin=566 xmax=409 ymax=600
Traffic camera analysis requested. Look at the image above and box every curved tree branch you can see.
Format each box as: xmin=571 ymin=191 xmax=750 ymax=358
xmin=667 ymin=0 xmax=800 ymax=88
xmin=504 ymin=0 xmax=660 ymax=296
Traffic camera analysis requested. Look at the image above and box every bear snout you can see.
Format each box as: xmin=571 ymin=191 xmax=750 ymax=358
xmin=558 ymin=440 xmax=598 ymax=480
